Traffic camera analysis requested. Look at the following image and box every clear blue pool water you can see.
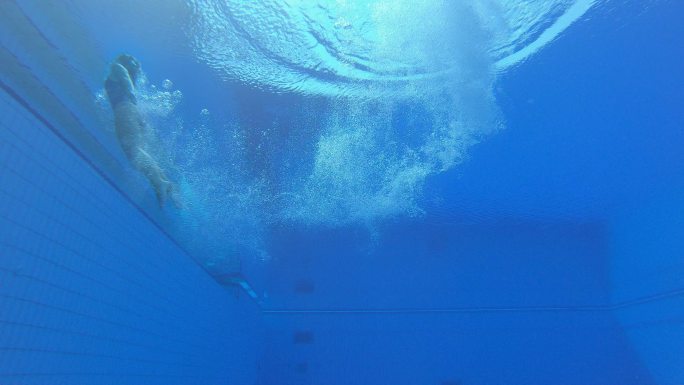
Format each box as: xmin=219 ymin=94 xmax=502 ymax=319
xmin=1 ymin=1 xmax=683 ymax=384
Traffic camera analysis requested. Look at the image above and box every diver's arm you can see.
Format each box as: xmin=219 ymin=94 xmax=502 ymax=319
xmin=105 ymin=63 xmax=137 ymax=107
xmin=110 ymin=63 xmax=134 ymax=91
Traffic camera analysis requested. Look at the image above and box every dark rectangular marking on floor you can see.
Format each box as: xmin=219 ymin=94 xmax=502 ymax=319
xmin=293 ymin=331 xmax=314 ymax=344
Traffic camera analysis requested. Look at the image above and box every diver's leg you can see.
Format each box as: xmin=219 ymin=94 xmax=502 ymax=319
xmin=132 ymin=148 xmax=173 ymax=206
xmin=133 ymin=148 xmax=184 ymax=208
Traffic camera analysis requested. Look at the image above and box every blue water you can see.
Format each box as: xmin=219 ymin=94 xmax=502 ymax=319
xmin=1 ymin=0 xmax=683 ymax=384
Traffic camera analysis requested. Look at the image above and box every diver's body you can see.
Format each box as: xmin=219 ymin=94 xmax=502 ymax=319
xmin=105 ymin=54 xmax=179 ymax=207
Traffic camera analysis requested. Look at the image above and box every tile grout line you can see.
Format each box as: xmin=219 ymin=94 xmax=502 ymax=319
xmin=0 ymin=80 xmax=263 ymax=307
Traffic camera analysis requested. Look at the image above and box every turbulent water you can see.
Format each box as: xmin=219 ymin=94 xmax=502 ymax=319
xmin=87 ymin=0 xmax=596 ymax=268
xmin=188 ymin=0 xmax=595 ymax=95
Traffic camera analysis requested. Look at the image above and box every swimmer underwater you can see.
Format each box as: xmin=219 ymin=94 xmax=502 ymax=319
xmin=104 ymin=54 xmax=181 ymax=208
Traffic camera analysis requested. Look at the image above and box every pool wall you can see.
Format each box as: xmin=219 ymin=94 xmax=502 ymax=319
xmin=257 ymin=221 xmax=651 ymax=385
xmin=611 ymin=196 xmax=684 ymax=385
xmin=0 ymin=86 xmax=260 ymax=385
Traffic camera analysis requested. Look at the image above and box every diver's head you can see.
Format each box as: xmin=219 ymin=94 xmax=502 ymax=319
xmin=114 ymin=54 xmax=141 ymax=83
